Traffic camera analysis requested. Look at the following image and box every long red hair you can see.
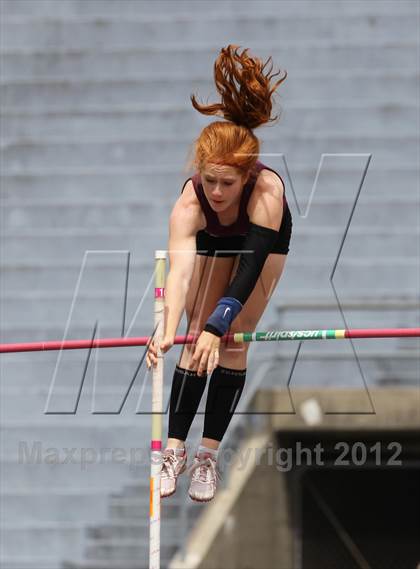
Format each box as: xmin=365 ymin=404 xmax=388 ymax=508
xmin=186 ymin=44 xmax=287 ymax=179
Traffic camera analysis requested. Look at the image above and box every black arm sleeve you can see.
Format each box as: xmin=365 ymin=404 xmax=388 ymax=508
xmin=223 ymin=221 xmax=279 ymax=306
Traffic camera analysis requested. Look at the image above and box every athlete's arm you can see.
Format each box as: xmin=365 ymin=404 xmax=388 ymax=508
xmin=225 ymin=173 xmax=285 ymax=302
xmin=204 ymin=176 xmax=285 ymax=337
xmin=164 ymin=186 xmax=203 ymax=339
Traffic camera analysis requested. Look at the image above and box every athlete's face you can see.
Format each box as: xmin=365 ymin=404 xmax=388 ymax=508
xmin=201 ymin=163 xmax=249 ymax=211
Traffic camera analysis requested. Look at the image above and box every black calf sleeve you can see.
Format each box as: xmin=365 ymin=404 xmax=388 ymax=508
xmin=167 ymin=364 xmax=208 ymax=441
xmin=203 ymin=365 xmax=246 ymax=442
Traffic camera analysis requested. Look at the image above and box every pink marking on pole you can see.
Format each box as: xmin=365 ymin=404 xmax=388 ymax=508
xmin=154 ymin=287 xmax=165 ymax=298
xmin=151 ymin=440 xmax=162 ymax=450
xmin=345 ymin=328 xmax=420 ymax=338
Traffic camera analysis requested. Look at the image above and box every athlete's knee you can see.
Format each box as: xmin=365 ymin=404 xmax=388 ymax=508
xmin=183 ymin=318 xmax=204 ymax=337
xmin=230 ymin=317 xmax=258 ymax=335
xmin=219 ymin=343 xmax=249 ymax=366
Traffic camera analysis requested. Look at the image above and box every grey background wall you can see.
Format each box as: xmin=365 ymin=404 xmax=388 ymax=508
xmin=1 ymin=1 xmax=419 ymax=568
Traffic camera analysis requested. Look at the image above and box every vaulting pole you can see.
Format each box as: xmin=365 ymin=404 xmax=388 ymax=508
xmin=1 ymin=328 xmax=419 ymax=354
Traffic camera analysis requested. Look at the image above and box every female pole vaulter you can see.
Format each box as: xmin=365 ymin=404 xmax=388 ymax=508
xmin=146 ymin=44 xmax=292 ymax=502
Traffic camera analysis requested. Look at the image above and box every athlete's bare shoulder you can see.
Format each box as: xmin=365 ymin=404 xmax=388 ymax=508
xmin=246 ymin=168 xmax=285 ymax=230
xmin=171 ymin=178 xmax=206 ymax=232
xmin=257 ymin=168 xmax=285 ymax=196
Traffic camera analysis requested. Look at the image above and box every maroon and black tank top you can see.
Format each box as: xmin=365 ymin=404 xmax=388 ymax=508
xmin=180 ymin=159 xmax=291 ymax=238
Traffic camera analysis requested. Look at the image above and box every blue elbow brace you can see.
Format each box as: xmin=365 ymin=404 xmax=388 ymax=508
xmin=204 ymin=296 xmax=243 ymax=338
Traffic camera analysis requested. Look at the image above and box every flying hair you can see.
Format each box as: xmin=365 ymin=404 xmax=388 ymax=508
xmin=185 ymin=44 xmax=287 ymax=178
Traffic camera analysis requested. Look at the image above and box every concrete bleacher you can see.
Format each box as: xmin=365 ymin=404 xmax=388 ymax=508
xmin=1 ymin=1 xmax=418 ymax=568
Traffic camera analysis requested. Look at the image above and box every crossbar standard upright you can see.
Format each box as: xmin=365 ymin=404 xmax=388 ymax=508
xmin=149 ymin=250 xmax=167 ymax=569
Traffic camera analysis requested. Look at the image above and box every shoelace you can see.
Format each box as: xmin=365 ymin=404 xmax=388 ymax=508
xmin=187 ymin=455 xmax=223 ymax=484
xmin=162 ymin=451 xmax=183 ymax=478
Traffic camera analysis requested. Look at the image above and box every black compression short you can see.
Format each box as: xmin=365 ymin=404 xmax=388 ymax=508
xmin=196 ymin=203 xmax=292 ymax=258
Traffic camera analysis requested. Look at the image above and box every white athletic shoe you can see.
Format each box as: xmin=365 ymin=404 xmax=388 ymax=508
xmin=160 ymin=448 xmax=187 ymax=498
xmin=187 ymin=451 xmax=222 ymax=502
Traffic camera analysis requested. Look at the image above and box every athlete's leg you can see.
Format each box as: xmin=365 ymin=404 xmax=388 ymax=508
xmin=168 ymin=251 xmax=288 ymax=448
xmin=202 ymin=252 xmax=288 ymax=448
xmin=178 ymin=253 xmax=237 ymax=370
xmin=167 ymin=252 xmax=236 ymax=449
